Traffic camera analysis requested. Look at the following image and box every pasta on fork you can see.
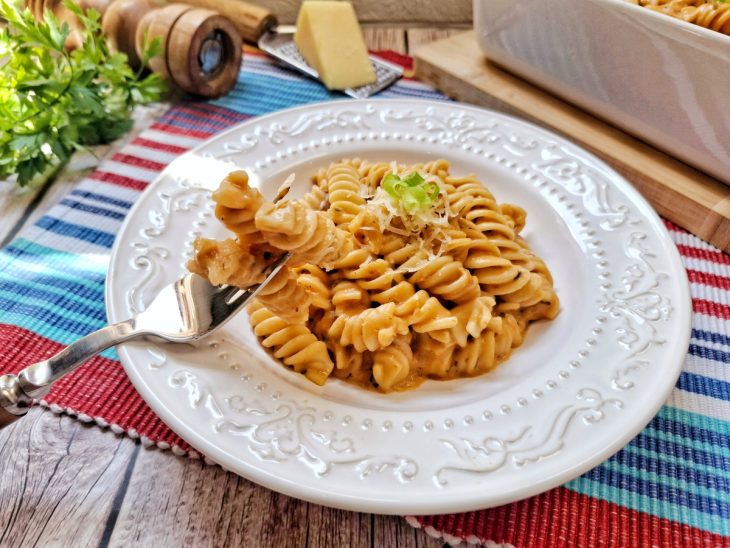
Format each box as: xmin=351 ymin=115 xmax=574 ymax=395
xmin=188 ymin=160 xmax=559 ymax=392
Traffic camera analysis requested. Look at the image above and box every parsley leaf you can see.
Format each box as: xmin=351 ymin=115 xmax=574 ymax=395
xmin=0 ymin=0 xmax=167 ymax=186
xmin=382 ymin=171 xmax=440 ymax=214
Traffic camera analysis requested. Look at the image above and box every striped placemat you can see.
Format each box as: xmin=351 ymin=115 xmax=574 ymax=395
xmin=0 ymin=47 xmax=727 ymax=547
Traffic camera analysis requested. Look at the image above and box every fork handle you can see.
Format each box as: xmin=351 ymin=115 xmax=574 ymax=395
xmin=0 ymin=320 xmax=138 ymax=428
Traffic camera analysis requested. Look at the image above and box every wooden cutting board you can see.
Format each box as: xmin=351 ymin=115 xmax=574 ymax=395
xmin=413 ymin=31 xmax=730 ymax=253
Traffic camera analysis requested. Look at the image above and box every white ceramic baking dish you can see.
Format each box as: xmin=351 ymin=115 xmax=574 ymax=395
xmin=474 ymin=0 xmax=730 ymax=185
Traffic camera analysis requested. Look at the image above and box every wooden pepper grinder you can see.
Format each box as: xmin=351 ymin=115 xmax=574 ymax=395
xmin=27 ymin=0 xmax=243 ymax=98
xmin=131 ymin=2 xmax=242 ymax=97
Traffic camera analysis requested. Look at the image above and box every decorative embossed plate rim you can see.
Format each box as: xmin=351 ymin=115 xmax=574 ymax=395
xmin=106 ymin=99 xmax=691 ymax=515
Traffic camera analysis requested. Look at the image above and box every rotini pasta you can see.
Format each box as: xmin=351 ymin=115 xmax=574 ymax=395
xmin=255 ymin=200 xmax=353 ymax=269
xmin=327 ymin=162 xmax=365 ymax=227
xmin=372 ymin=334 xmax=413 ymax=391
xmin=190 ymin=158 xmax=559 ymax=392
xmin=294 ymin=264 xmax=331 ymax=310
xmin=248 ymin=302 xmax=333 ymax=385
xmin=212 ymin=170 xmax=264 ymax=242
xmin=300 ymin=183 xmax=327 ymax=211
xmin=328 ymin=302 xmax=409 ymax=352
xmin=631 ymin=0 xmax=730 ymax=34
xmin=188 ymin=237 xmax=267 ymax=288
xmin=446 ymin=173 xmax=515 ymax=240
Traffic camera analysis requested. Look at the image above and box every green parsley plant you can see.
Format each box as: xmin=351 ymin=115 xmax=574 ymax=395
xmin=0 ymin=0 xmax=167 ymax=186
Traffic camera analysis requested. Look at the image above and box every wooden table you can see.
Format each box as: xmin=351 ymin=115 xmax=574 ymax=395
xmin=0 ymin=30 xmax=459 ymax=548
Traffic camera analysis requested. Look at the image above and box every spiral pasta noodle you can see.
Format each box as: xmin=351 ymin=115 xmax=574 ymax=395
xmin=327 ymin=162 xmax=365 ymax=227
xmin=331 ymin=280 xmax=370 ymax=315
xmin=452 ymin=314 xmax=524 ymax=376
xmin=190 ymin=159 xmax=559 ymax=392
xmin=300 ymin=184 xmax=327 ymax=210
xmin=328 ymin=302 xmax=409 ymax=352
xmin=356 ymin=160 xmax=392 ymax=194
xmin=212 ymin=170 xmax=264 ymax=242
xmin=379 ymin=233 xmax=481 ymax=304
xmin=408 ymin=253 xmax=481 ymax=304
xmin=395 ymin=289 xmax=458 ymax=342
xmin=255 ymin=200 xmax=353 ymax=269
xmin=254 ymin=269 xmax=311 ymax=324
xmin=372 ymin=334 xmax=413 ymax=390
xmin=294 ymin=264 xmax=331 ymax=310
xmin=188 ymin=237 xmax=267 ymax=288
xmin=248 ymin=302 xmax=333 ymax=385
xmin=631 ymin=0 xmax=730 ymax=34
xmin=446 ymin=174 xmax=515 ymax=240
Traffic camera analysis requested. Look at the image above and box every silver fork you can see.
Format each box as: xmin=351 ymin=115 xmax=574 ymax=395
xmin=0 ymin=254 xmax=290 ymax=428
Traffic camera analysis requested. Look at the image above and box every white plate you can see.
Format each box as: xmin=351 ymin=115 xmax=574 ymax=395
xmin=106 ymin=99 xmax=691 ymax=515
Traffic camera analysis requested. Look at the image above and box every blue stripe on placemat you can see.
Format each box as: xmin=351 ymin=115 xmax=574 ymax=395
xmin=652 ymin=411 xmax=730 ymax=450
xmin=163 ymin=107 xmax=249 ymax=131
xmin=622 ymin=443 xmax=728 ymax=487
xmin=59 ymin=199 xmax=127 ymax=221
xmin=598 ymin=459 xmax=728 ymax=514
xmin=608 ymin=447 xmax=729 ymax=495
xmin=688 ymin=343 xmax=730 ymax=364
xmin=0 ymin=277 xmax=104 ymax=314
xmin=0 ymin=309 xmax=104 ymax=345
xmin=693 ymin=328 xmax=730 ymax=348
xmin=678 ymin=372 xmax=730 ymax=402
xmin=633 ymin=429 xmax=730 ymax=470
xmin=34 ymin=217 xmax=116 ymax=249
xmin=211 ymin=72 xmax=342 ymax=115
xmin=378 ymin=84 xmax=451 ymax=100
xmin=155 ymin=110 xmax=236 ymax=133
xmin=69 ymin=189 xmax=134 ymax=210
xmin=0 ymin=289 xmax=106 ymax=328
xmin=0 ymin=240 xmax=107 ymax=284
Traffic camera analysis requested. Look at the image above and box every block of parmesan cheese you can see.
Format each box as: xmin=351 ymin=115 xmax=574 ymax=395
xmin=294 ymin=1 xmax=376 ymax=90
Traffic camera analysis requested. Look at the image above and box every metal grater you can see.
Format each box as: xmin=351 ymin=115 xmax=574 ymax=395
xmin=258 ymin=31 xmax=403 ymax=99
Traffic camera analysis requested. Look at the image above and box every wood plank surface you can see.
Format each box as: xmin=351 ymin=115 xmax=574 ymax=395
xmin=363 ymin=27 xmax=408 ymax=54
xmin=406 ymin=29 xmax=462 ymax=54
xmin=0 ymin=29 xmax=454 ymax=548
xmin=255 ymin=0 xmax=472 ymax=25
xmin=413 ymin=31 xmax=730 ymax=252
xmin=0 ymin=410 xmax=442 ymax=548
xmin=0 ymin=408 xmax=138 ymax=548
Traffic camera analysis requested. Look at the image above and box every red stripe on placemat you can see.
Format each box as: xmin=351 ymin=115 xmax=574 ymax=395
xmin=149 ymin=122 xmax=215 ymax=139
xmin=132 ymin=137 xmax=190 ymax=154
xmin=677 ymin=244 xmax=730 ymax=266
xmin=687 ymin=269 xmax=730 ymax=291
xmin=88 ymin=170 xmax=149 ymax=191
xmin=372 ymin=50 xmax=413 ymax=71
xmin=411 ymin=488 xmax=725 ymax=547
xmin=693 ymin=299 xmax=730 ymax=320
xmin=0 ymin=324 xmax=190 ymax=452
xmin=111 ymin=153 xmax=168 ymax=172
xmin=243 ymin=45 xmax=268 ymax=58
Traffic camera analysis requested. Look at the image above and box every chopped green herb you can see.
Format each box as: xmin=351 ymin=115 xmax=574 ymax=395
xmin=381 ymin=171 xmax=440 ymax=214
